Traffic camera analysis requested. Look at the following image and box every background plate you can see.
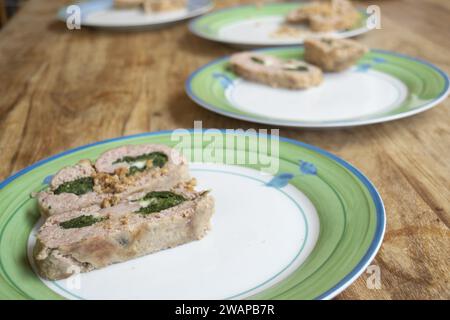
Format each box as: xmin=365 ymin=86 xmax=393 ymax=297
xmin=189 ymin=3 xmax=370 ymax=47
xmin=186 ymin=48 xmax=449 ymax=128
xmin=58 ymin=0 xmax=213 ymax=30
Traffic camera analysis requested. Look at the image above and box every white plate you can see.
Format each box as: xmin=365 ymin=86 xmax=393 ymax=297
xmin=1 ymin=130 xmax=384 ymax=299
xmin=58 ymin=0 xmax=213 ymax=30
xmin=226 ymin=69 xmax=407 ymax=123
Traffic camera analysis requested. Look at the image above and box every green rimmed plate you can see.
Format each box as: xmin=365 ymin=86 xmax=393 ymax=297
xmin=0 ymin=130 xmax=384 ymax=299
xmin=186 ymin=48 xmax=450 ymax=128
xmin=189 ymin=3 xmax=370 ymax=47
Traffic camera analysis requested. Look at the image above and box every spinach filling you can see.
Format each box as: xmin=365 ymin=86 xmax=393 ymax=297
xmin=251 ymin=56 xmax=308 ymax=71
xmin=321 ymin=38 xmax=334 ymax=45
xmin=136 ymin=191 xmax=186 ymax=215
xmin=54 ymin=177 xmax=94 ymax=195
xmin=251 ymin=56 xmax=265 ymax=64
xmin=282 ymin=60 xmax=309 ymax=72
xmin=113 ymin=152 xmax=168 ymax=176
xmin=128 ymin=165 xmax=146 ymax=176
xmin=60 ymin=215 xmax=107 ymax=229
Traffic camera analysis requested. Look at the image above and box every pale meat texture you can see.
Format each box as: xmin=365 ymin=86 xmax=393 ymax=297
xmin=34 ymin=187 xmax=214 ymax=280
xmin=36 ymin=144 xmax=190 ymax=217
xmin=287 ymin=0 xmax=360 ymax=32
xmin=230 ymin=52 xmax=323 ymax=89
xmin=143 ymin=0 xmax=187 ymax=13
xmin=304 ymin=37 xmax=368 ymax=72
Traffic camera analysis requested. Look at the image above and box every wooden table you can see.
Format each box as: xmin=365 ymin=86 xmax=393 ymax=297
xmin=0 ymin=0 xmax=449 ymax=300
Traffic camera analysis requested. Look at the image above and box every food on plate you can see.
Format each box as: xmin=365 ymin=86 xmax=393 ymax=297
xmin=270 ymin=24 xmax=312 ymax=39
xmin=34 ymin=182 xmax=214 ymax=280
xmin=230 ymin=52 xmax=323 ymax=89
xmin=114 ymin=0 xmax=186 ymax=13
xmin=304 ymin=37 xmax=368 ymax=71
xmin=114 ymin=0 xmax=143 ymax=8
xmin=286 ymin=0 xmax=332 ymax=24
xmin=35 ymin=144 xmax=190 ymax=217
xmin=286 ymin=0 xmax=360 ymax=32
xmin=143 ymin=0 xmax=187 ymax=13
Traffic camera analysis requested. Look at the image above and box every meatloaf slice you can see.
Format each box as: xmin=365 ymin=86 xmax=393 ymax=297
xmin=95 ymin=144 xmax=184 ymax=174
xmin=36 ymin=144 xmax=190 ymax=217
xmin=286 ymin=1 xmax=333 ymax=24
xmin=34 ymin=185 xmax=214 ymax=280
xmin=36 ymin=191 xmax=108 ymax=219
xmin=304 ymin=37 xmax=368 ymax=72
xmin=230 ymin=52 xmax=323 ymax=89
xmin=36 ymin=160 xmax=103 ymax=217
xmin=308 ymin=3 xmax=360 ymax=32
xmin=142 ymin=0 xmax=186 ymax=13
xmin=286 ymin=0 xmax=360 ymax=32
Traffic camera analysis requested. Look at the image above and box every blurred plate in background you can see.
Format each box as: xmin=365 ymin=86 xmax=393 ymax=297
xmin=189 ymin=3 xmax=370 ymax=47
xmin=58 ymin=0 xmax=213 ymax=30
xmin=186 ymin=47 xmax=449 ymax=128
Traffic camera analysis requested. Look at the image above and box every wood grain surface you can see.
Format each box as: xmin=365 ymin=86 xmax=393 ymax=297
xmin=0 ymin=0 xmax=449 ymax=299
xmin=0 ymin=0 xmax=7 ymax=27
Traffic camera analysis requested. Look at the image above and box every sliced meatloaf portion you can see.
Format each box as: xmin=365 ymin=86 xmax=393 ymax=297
xmin=142 ymin=0 xmax=186 ymax=13
xmin=230 ymin=52 xmax=323 ymax=89
xmin=49 ymin=159 xmax=95 ymax=190
xmin=36 ymin=160 xmax=102 ymax=217
xmin=95 ymin=144 xmax=184 ymax=174
xmin=36 ymin=144 xmax=190 ymax=217
xmin=93 ymin=144 xmax=190 ymax=198
xmin=304 ymin=37 xmax=368 ymax=72
xmin=34 ymin=185 xmax=214 ymax=280
xmin=286 ymin=1 xmax=332 ymax=24
xmin=114 ymin=0 xmax=143 ymax=8
xmin=287 ymin=0 xmax=360 ymax=32
xmin=37 ymin=191 xmax=108 ymax=219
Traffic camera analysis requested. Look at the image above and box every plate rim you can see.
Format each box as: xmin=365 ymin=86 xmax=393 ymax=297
xmin=57 ymin=0 xmax=214 ymax=29
xmin=188 ymin=2 xmax=371 ymax=47
xmin=185 ymin=47 xmax=450 ymax=128
xmin=0 ymin=130 xmax=385 ymax=300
